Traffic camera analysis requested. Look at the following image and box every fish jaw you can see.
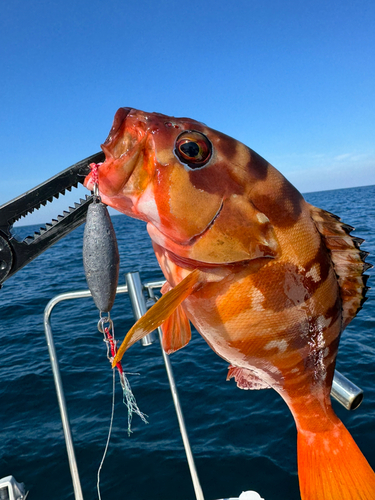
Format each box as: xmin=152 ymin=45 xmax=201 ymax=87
xmin=84 ymin=107 xmax=150 ymax=206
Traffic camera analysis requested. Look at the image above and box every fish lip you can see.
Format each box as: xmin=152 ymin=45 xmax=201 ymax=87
xmin=84 ymin=135 xmax=146 ymax=194
xmin=101 ymin=107 xmax=145 ymax=161
xmin=101 ymin=134 xmax=145 ymax=165
xmin=85 ymin=108 xmax=149 ymax=194
xmin=101 ymin=130 xmax=141 ymax=161
xmin=102 ymin=107 xmax=132 ymax=155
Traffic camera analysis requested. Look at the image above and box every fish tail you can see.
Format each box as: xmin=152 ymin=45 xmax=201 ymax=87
xmin=297 ymin=418 xmax=375 ymax=500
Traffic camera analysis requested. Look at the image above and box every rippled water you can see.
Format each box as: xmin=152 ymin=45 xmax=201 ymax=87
xmin=1 ymin=184 xmax=374 ymax=500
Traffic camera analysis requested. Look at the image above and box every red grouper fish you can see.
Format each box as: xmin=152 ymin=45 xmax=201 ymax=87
xmin=85 ymin=107 xmax=375 ymax=500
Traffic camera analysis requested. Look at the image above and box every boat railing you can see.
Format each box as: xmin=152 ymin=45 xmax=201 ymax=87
xmin=43 ymin=271 xmax=364 ymax=500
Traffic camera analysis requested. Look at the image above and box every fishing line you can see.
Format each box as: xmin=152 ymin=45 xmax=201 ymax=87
xmin=97 ymin=367 xmax=116 ymax=500
xmin=100 ymin=316 xmax=148 ymax=434
xmin=119 ymin=369 xmax=148 ymax=435
xmin=84 ymin=162 xmax=148 ymax=495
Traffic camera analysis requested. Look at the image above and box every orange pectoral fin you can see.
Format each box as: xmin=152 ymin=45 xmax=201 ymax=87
xmin=112 ymin=269 xmax=204 ymax=366
xmin=161 ymin=304 xmax=192 ymax=354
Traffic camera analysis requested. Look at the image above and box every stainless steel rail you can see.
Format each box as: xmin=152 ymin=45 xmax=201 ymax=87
xmin=43 ymin=285 xmax=129 ymax=500
xmin=43 ymin=277 xmax=204 ymax=500
xmin=43 ymin=275 xmax=364 ymax=500
xmin=125 ymin=272 xmax=155 ymax=346
xmin=331 ymin=370 xmax=363 ymax=410
xmin=127 ymin=272 xmax=205 ymax=500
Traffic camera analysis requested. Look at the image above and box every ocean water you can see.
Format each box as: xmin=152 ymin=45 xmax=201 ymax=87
xmin=1 ymin=184 xmax=374 ymax=500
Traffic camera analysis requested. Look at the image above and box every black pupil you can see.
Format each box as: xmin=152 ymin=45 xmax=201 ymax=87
xmin=180 ymin=141 xmax=200 ymax=158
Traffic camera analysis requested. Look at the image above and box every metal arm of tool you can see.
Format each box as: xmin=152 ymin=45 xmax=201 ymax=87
xmin=0 ymin=151 xmax=105 ymax=286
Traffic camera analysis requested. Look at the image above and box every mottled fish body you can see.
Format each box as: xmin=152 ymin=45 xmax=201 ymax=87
xmin=84 ymin=107 xmax=374 ymax=499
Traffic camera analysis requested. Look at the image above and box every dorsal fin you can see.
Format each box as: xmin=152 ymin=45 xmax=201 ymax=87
xmin=308 ymin=204 xmax=372 ymax=328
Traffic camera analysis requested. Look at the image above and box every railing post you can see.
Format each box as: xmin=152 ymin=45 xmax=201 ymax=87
xmin=42 ymin=279 xmax=364 ymax=500
xmin=125 ymin=272 xmax=155 ymax=346
xmin=331 ymin=370 xmax=363 ymax=410
xmin=146 ymin=286 xmax=205 ymax=500
xmin=44 ymin=298 xmax=84 ymax=500
xmin=125 ymin=272 xmax=205 ymax=500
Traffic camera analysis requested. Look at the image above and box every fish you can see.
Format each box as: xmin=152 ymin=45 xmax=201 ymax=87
xmin=84 ymin=107 xmax=375 ymax=500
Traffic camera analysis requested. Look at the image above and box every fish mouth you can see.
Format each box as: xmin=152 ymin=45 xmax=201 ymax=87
xmin=100 ymin=107 xmax=142 ymax=160
xmin=84 ymin=108 xmax=147 ymax=194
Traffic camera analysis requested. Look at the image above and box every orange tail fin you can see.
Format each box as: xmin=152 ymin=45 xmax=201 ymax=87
xmin=297 ymin=418 xmax=375 ymax=500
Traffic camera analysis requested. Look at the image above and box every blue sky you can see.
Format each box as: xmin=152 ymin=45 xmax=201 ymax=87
xmin=1 ymin=0 xmax=374 ymax=226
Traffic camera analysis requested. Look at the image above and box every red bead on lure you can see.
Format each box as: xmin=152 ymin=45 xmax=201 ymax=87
xmin=84 ymin=108 xmax=374 ymax=500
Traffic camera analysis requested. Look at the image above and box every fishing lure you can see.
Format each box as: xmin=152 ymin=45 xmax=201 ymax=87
xmin=83 ymin=163 xmax=146 ymax=434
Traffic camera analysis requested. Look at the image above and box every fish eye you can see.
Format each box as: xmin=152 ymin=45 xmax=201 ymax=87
xmin=174 ymin=131 xmax=212 ymax=169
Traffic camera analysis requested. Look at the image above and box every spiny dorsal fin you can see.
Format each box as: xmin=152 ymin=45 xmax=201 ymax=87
xmin=308 ymin=204 xmax=372 ymax=328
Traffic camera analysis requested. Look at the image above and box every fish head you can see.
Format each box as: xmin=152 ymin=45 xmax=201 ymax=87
xmin=85 ymin=107 xmax=225 ymax=230
xmin=85 ymin=108 xmax=305 ymax=265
